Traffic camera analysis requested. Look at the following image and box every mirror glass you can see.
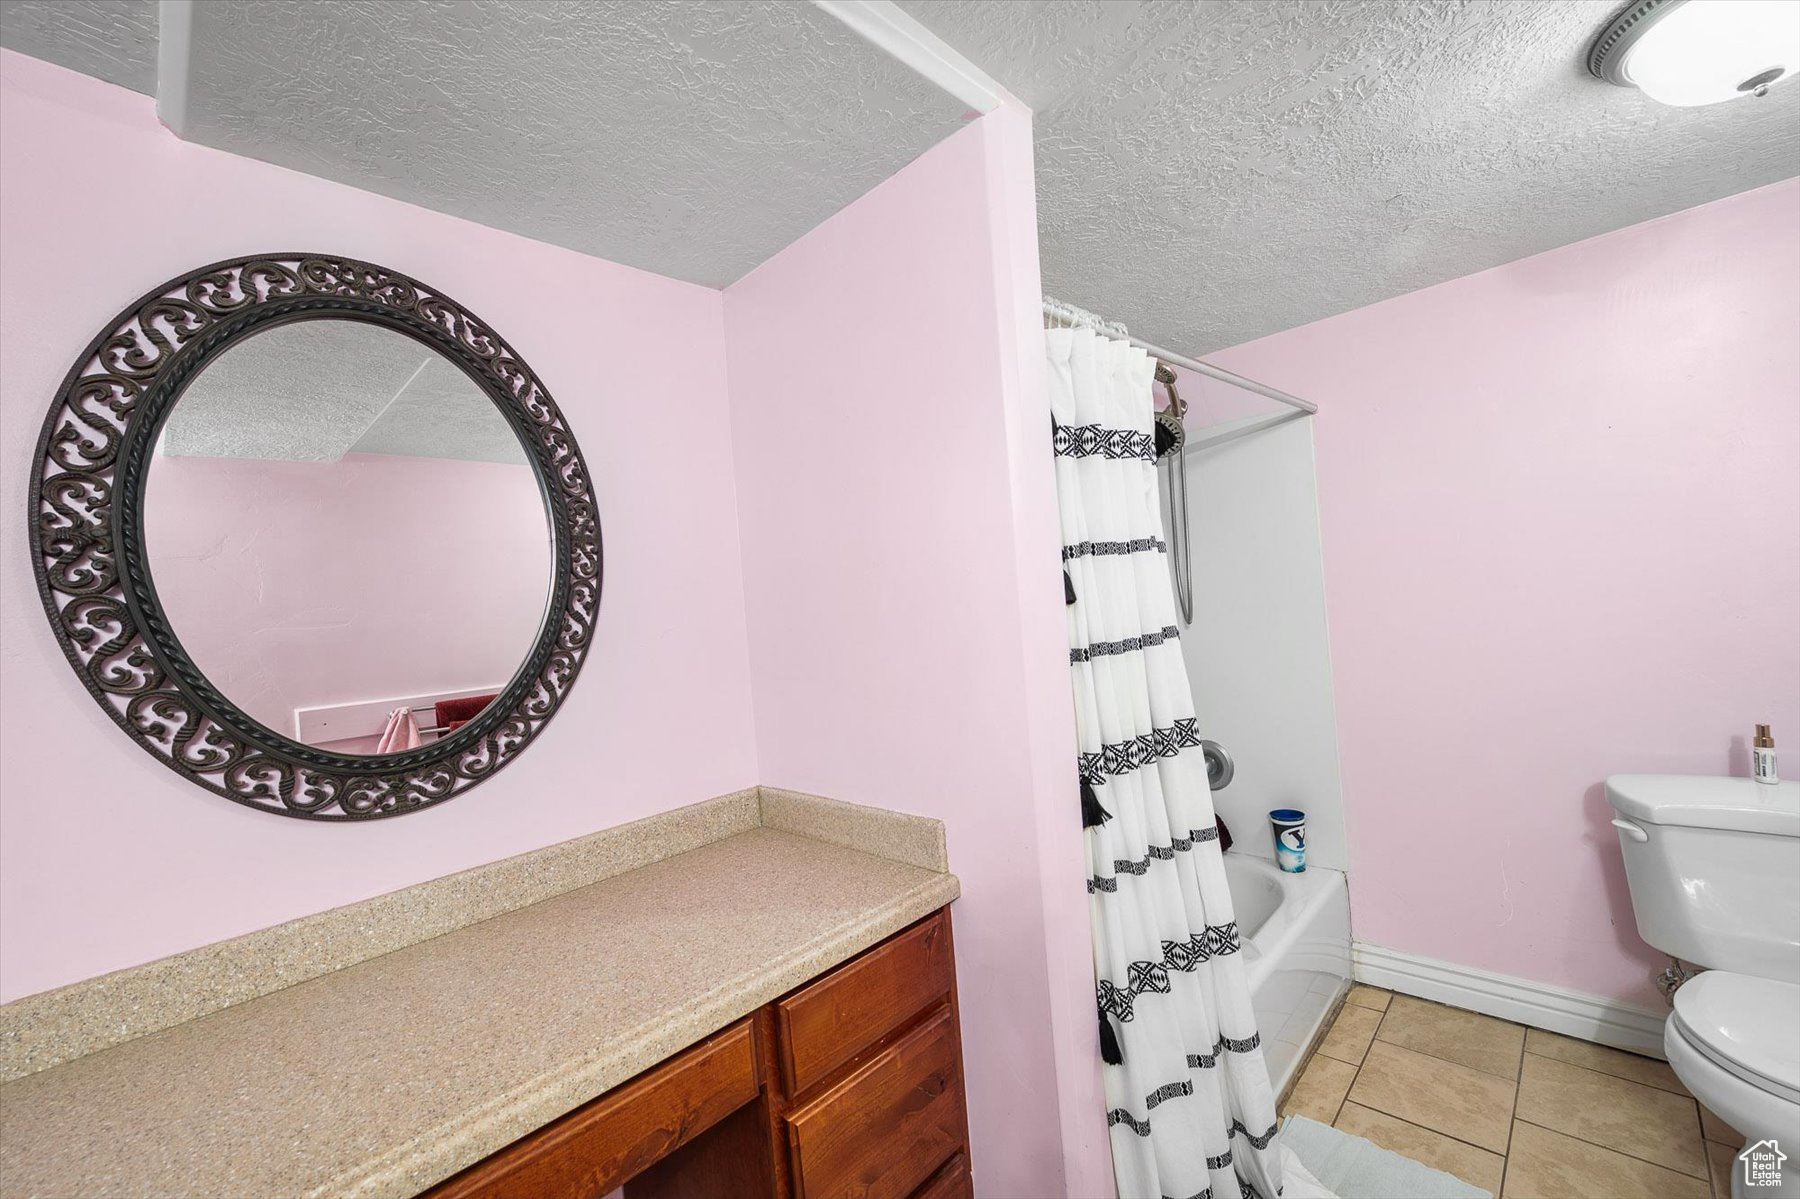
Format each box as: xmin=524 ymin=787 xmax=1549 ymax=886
xmin=143 ymin=319 xmax=552 ymax=755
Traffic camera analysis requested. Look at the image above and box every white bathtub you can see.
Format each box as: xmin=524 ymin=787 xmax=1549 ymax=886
xmin=1223 ymin=852 xmax=1351 ymax=1096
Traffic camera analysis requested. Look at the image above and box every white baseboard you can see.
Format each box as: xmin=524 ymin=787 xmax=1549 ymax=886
xmin=1353 ymin=942 xmax=1671 ymax=1060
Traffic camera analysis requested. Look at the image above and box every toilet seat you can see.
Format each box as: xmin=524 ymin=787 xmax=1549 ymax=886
xmin=1671 ymin=972 xmax=1800 ymax=1105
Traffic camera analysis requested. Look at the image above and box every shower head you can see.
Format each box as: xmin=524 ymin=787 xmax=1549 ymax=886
xmin=1154 ymin=408 xmax=1185 ymax=459
xmin=1153 ymin=362 xmax=1184 ymax=460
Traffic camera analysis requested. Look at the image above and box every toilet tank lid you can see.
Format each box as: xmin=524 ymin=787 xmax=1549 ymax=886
xmin=1605 ymin=775 xmax=1800 ymax=837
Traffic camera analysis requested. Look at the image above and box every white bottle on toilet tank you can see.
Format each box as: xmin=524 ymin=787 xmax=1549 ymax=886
xmin=1754 ymin=724 xmax=1779 ymax=785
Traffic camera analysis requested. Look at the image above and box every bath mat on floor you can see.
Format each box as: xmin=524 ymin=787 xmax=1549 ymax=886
xmin=1281 ymin=1115 xmax=1494 ymax=1199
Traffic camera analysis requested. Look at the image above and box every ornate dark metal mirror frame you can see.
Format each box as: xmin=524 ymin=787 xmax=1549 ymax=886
xmin=28 ymin=254 xmax=600 ymax=821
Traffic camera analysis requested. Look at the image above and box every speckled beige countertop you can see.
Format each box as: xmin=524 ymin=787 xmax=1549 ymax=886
xmin=0 ymin=823 xmax=960 ymax=1199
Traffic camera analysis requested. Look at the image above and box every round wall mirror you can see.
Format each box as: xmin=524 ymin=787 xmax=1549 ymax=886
xmin=30 ymin=255 xmax=600 ymax=820
xmin=143 ymin=320 xmax=553 ymax=755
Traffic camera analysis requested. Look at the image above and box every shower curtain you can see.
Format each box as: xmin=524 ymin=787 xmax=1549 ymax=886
xmin=1049 ymin=327 xmax=1283 ymax=1199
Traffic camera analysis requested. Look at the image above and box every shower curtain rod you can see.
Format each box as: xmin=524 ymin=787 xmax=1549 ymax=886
xmin=1041 ymin=298 xmax=1318 ymax=416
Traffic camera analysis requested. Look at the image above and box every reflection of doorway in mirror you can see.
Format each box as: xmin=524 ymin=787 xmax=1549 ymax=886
xmin=141 ymin=319 xmax=553 ymax=756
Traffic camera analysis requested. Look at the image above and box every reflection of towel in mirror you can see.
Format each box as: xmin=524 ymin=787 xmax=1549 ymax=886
xmin=435 ymin=694 xmax=498 ymax=734
xmin=376 ymin=707 xmax=424 ymax=753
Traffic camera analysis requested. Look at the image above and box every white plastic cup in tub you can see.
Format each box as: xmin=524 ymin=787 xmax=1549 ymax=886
xmin=1269 ymin=809 xmax=1306 ymax=873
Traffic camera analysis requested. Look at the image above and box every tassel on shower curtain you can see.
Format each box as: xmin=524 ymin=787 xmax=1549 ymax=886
xmin=1047 ymin=325 xmax=1283 ymax=1199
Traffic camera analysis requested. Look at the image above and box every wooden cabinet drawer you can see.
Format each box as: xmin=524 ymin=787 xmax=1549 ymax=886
xmin=785 ymin=1005 xmax=965 ymax=1199
xmin=910 ymin=1152 xmax=971 ymax=1199
xmin=427 ymin=1018 xmax=760 ymax=1199
xmin=776 ymin=911 xmax=953 ymax=1097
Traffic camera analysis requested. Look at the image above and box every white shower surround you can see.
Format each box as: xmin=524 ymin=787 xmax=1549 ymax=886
xmin=1172 ymin=394 xmax=1349 ymax=874
xmin=1165 ymin=377 xmax=1354 ymax=1098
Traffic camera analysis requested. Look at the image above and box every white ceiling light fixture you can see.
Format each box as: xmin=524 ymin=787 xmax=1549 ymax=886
xmin=1590 ymin=0 xmax=1800 ymax=107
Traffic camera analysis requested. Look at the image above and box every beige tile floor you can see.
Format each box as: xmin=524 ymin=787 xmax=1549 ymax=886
xmin=1281 ymin=985 xmax=1748 ymax=1199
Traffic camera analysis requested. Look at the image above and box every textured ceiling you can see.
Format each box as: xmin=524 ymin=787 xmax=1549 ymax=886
xmin=900 ymin=0 xmax=1800 ymax=353
xmin=162 ymin=320 xmax=528 ymax=464
xmin=0 ymin=1 xmax=968 ymax=285
xmin=10 ymin=1 xmax=1797 ymax=346
xmin=0 ymin=0 xmax=156 ymax=93
xmin=174 ymin=0 xmax=966 ymax=287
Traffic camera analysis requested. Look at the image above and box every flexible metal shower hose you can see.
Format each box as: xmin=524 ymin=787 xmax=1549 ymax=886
xmin=1164 ymin=445 xmax=1194 ymax=627
xmin=1155 ymin=363 xmax=1194 ymax=628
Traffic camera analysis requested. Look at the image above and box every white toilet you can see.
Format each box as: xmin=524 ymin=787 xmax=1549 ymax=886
xmin=1608 ymin=774 xmax=1800 ymax=1198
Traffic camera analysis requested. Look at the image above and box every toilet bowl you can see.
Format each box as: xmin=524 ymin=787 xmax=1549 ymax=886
xmin=1607 ymin=775 xmax=1800 ymax=1196
xmin=1665 ymin=973 xmax=1800 ymax=1161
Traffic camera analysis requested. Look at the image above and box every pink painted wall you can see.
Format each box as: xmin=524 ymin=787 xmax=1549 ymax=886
xmin=144 ymin=450 xmax=550 ymax=745
xmin=722 ymin=108 xmax=1110 ymax=1199
xmin=4 ymin=52 xmax=1111 ymax=1190
xmin=0 ymin=51 xmax=759 ymax=1002
xmin=1207 ymin=177 xmax=1800 ymax=1008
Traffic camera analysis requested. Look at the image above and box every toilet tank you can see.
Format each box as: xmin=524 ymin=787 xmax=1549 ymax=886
xmin=1606 ymin=775 xmax=1800 ymax=983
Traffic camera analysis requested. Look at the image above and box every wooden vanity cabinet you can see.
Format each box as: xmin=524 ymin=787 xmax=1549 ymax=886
xmin=425 ymin=1018 xmax=763 ymax=1199
xmin=423 ymin=908 xmax=970 ymax=1199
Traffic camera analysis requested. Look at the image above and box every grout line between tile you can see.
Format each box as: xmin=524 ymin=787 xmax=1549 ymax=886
xmin=1520 ymin=1048 xmax=1679 ymax=1093
xmin=1511 ymin=1116 xmax=1710 ymax=1182
xmin=1304 ymin=994 xmax=1722 ymax=1198
xmin=1330 ymin=1067 xmax=1354 ymax=1118
xmin=1370 ymin=1022 xmax=1531 ymax=1083
xmin=1698 ymin=1104 xmax=1729 ymax=1199
xmin=1329 ymin=1046 xmax=1355 ymax=1127
xmin=1498 ymin=1020 xmax=1523 ymax=1199
xmin=1345 ymin=1093 xmax=1514 ymax=1161
xmin=1328 ymin=995 xmax=1525 ymax=1192
xmin=1286 ymin=994 xmax=1740 ymax=1196
xmin=1517 ymin=1049 xmax=1710 ymax=1179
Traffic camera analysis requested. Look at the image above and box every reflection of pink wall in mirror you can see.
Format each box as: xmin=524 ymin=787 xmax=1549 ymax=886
xmin=0 ymin=51 xmax=758 ymax=1002
xmin=143 ymin=450 xmax=550 ymax=746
